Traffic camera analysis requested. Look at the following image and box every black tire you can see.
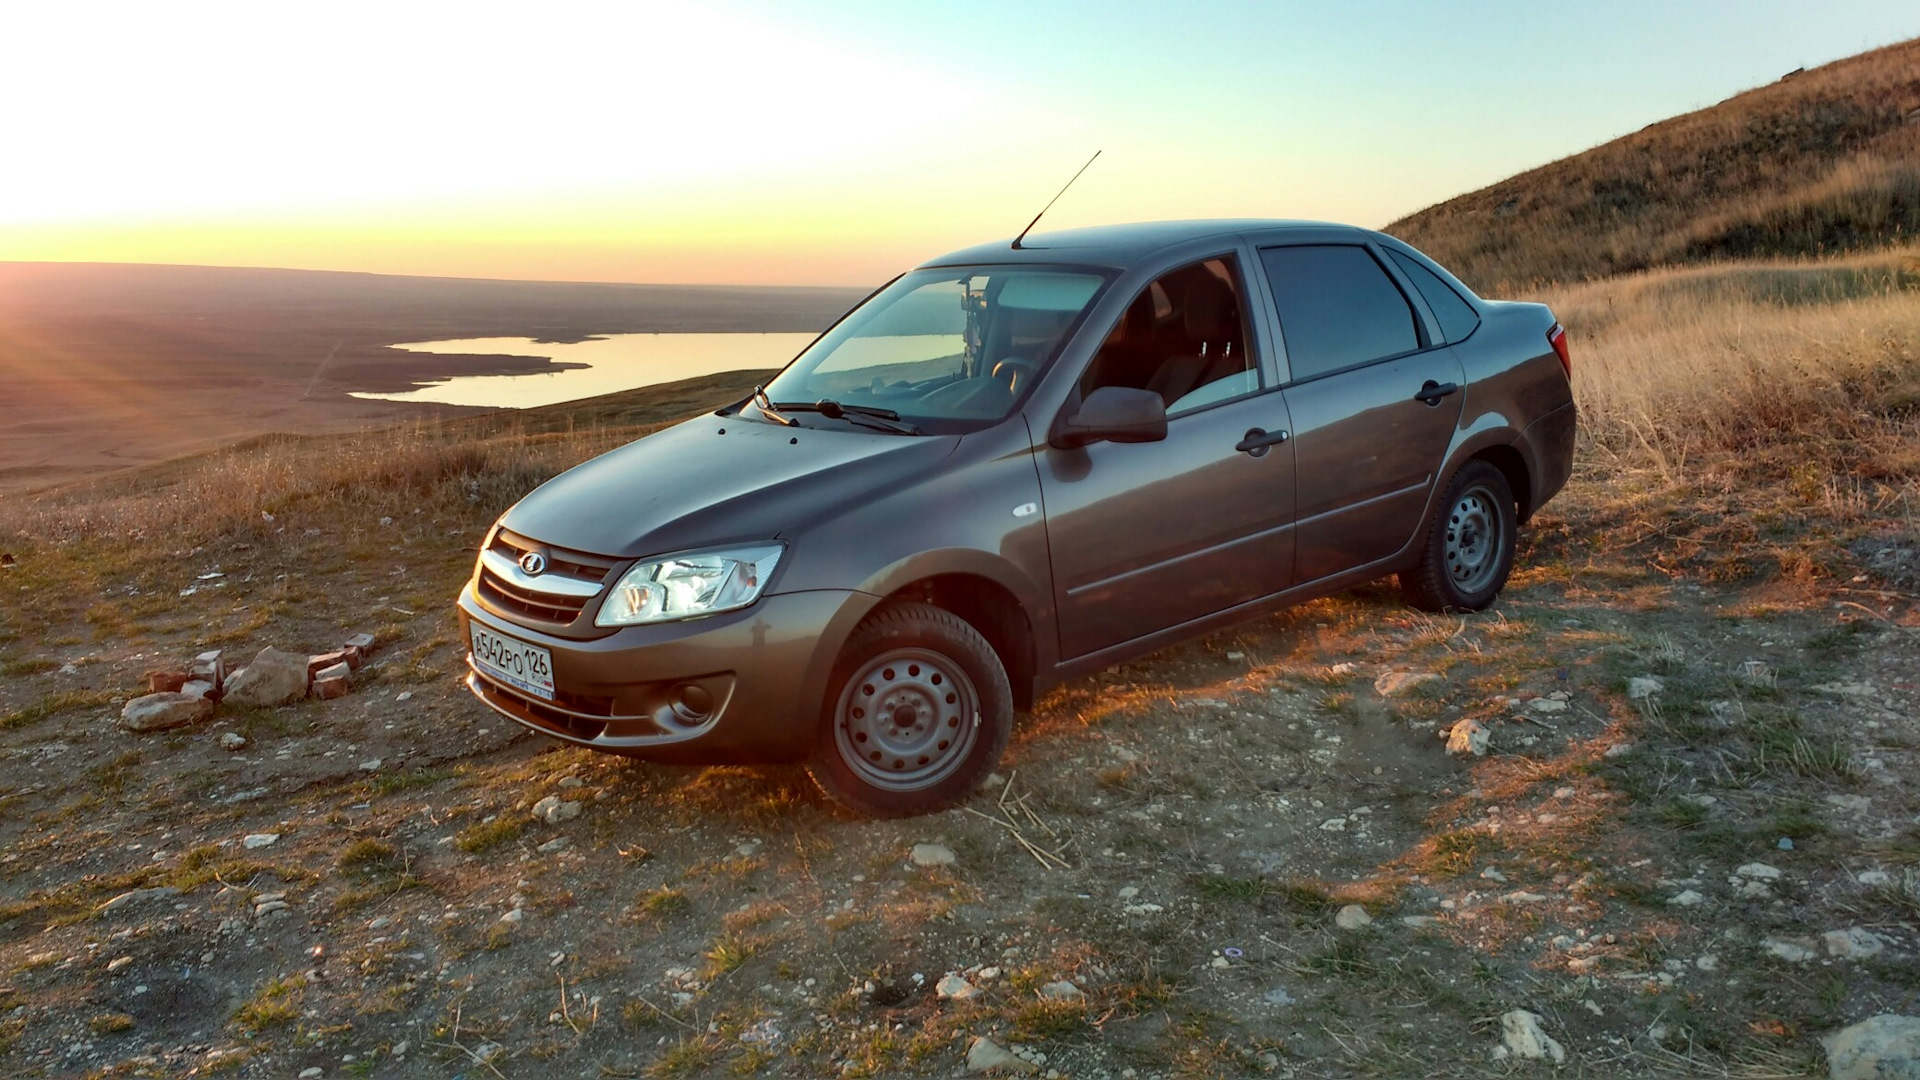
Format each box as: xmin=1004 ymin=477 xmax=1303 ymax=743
xmin=1399 ymin=460 xmax=1518 ymax=613
xmin=806 ymin=601 xmax=1013 ymax=818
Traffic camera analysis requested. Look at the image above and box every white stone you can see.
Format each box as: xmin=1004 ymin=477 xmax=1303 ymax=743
xmin=910 ymin=843 xmax=956 ymax=867
xmin=1334 ymin=904 xmax=1372 ymax=931
xmin=242 ymin=833 xmax=280 ymax=850
xmin=218 ymin=732 xmax=248 ymax=751
xmin=358 ymin=758 xmax=382 ymax=771
xmin=967 ymin=1036 xmax=1039 ymax=1075
xmin=499 ymin=908 xmax=525 ymax=924
xmin=537 ymin=837 xmax=569 ymax=854
xmin=1764 ymin=937 xmax=1817 ymax=962
xmin=1859 ymin=870 xmax=1894 ymax=887
xmin=1503 ymin=891 xmax=1548 ymax=903
xmin=1627 ymin=676 xmax=1665 ymax=700
xmin=1824 ymin=928 xmax=1886 ymax=960
xmin=531 ymin=796 xmax=582 ymax=824
xmin=1500 ymin=1010 xmax=1566 ymax=1063
xmin=1116 ymin=886 xmax=1140 ymax=900
xmin=1736 ymin=863 xmax=1783 ymax=880
xmin=1824 ymin=1015 xmax=1920 ymax=1080
xmin=1525 ymin=698 xmax=1569 ymax=715
xmin=1319 ymin=817 xmax=1348 ymax=832
xmin=300 ymin=1069 xmax=323 ymax=1079
xmin=223 ymin=647 xmax=311 ymax=707
xmin=119 ymin=692 xmax=214 ymax=733
xmin=1038 ymin=980 xmax=1084 ymax=1001
xmin=936 ymin=973 xmax=981 ymax=1001
xmin=1446 ymin=718 xmax=1490 ymax=757
xmin=1375 ymin=671 xmax=1442 ymax=698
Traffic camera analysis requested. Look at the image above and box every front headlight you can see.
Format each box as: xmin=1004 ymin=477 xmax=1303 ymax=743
xmin=594 ymin=543 xmax=784 ymax=627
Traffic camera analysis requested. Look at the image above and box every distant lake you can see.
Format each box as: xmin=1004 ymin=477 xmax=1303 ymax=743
xmin=350 ymin=332 xmax=819 ymax=408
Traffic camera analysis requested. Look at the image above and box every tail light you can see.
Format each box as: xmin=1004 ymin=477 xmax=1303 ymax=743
xmin=1547 ymin=323 xmax=1571 ymax=378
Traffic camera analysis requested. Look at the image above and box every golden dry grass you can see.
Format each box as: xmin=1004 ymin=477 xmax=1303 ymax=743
xmin=1390 ymin=37 xmax=1920 ymax=290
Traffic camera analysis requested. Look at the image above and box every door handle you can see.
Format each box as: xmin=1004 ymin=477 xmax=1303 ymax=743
xmin=1415 ymin=380 xmax=1459 ymax=405
xmin=1236 ymin=427 xmax=1290 ymax=456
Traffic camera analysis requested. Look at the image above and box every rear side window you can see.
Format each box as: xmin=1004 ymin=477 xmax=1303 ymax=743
xmin=1258 ymin=245 xmax=1419 ymax=381
xmin=1387 ymin=248 xmax=1480 ymax=343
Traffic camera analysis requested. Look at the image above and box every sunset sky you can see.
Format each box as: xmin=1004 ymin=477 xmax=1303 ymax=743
xmin=3 ymin=0 xmax=1916 ymax=286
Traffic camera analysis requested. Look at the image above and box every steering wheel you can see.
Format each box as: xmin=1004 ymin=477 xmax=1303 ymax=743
xmin=990 ymin=358 xmax=1038 ymax=394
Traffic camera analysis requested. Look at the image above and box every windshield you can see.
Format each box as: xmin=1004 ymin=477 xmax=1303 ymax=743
xmin=755 ymin=265 xmax=1110 ymax=434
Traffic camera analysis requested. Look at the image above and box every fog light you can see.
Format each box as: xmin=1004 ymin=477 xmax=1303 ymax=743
xmin=669 ymin=683 xmax=713 ymax=724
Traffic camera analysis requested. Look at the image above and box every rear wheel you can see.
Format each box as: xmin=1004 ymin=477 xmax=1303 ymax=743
xmin=807 ymin=601 xmax=1012 ymax=817
xmin=1399 ymin=460 xmax=1517 ymax=612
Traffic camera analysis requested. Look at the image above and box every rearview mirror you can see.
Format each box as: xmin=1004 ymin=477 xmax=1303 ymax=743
xmin=1050 ymin=386 xmax=1168 ymax=449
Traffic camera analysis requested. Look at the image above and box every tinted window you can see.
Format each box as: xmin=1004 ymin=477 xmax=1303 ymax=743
xmin=1080 ymin=255 xmax=1258 ymax=416
xmin=1387 ymin=249 xmax=1480 ymax=343
xmin=1259 ymin=245 xmax=1419 ymax=381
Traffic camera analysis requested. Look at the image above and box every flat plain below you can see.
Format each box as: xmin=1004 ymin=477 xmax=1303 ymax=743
xmin=0 ymin=262 xmax=866 ymax=494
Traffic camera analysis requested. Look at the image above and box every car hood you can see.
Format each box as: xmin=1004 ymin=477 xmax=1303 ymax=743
xmin=499 ymin=415 xmax=962 ymax=560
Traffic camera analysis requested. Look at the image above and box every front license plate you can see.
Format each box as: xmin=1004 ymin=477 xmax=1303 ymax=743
xmin=469 ymin=623 xmax=556 ymax=701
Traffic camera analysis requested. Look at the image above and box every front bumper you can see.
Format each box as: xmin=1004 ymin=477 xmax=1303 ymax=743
xmin=458 ymin=583 xmax=875 ymax=764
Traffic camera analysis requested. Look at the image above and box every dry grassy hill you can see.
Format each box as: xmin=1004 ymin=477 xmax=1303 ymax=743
xmin=1389 ymin=37 xmax=1920 ymax=291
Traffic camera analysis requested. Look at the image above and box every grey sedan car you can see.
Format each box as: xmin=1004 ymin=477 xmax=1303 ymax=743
xmin=458 ymin=219 xmax=1576 ymax=816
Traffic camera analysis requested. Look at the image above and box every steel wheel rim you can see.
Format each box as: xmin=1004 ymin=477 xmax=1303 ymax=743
xmin=1444 ymin=483 xmax=1505 ymax=595
xmin=834 ymin=647 xmax=979 ymax=792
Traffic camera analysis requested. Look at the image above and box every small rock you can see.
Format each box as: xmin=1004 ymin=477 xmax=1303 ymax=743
xmin=1503 ymin=891 xmax=1548 ymax=903
xmin=98 ymin=886 xmax=181 ymax=914
xmin=557 ymin=776 xmax=584 ymax=789
xmin=936 ymin=973 xmax=981 ymax=1001
xmin=531 ymin=796 xmax=582 ymax=824
xmin=1375 ymin=671 xmax=1442 ymax=698
xmin=146 ymin=670 xmax=190 ymax=694
xmin=218 ymin=732 xmax=248 ymax=751
xmin=1117 ymin=886 xmax=1140 ymax=900
xmin=472 ymin=1042 xmax=504 ymax=1064
xmin=1824 ymin=928 xmax=1886 ymax=960
xmin=1263 ymin=986 xmax=1295 ymax=1006
xmin=1522 ymin=698 xmax=1568 ymax=715
xmin=967 ymin=1035 xmax=1040 ymax=1074
xmin=537 ymin=837 xmax=569 ymax=854
xmin=253 ymin=900 xmax=290 ymax=918
xmin=1400 ymin=915 xmax=1439 ymax=928
xmin=1627 ymin=676 xmax=1664 ymax=700
xmin=1824 ymin=1014 xmax=1920 ymax=1080
xmin=1334 ymin=904 xmax=1372 ymax=931
xmin=242 ymin=833 xmax=280 ymax=850
xmin=299 ymin=1069 xmax=323 ymax=1079
xmin=1481 ymin=867 xmax=1508 ymax=883
xmin=1037 ymin=980 xmax=1085 ymax=1002
xmin=1446 ymin=718 xmax=1490 ymax=757
xmin=358 ymin=758 xmax=382 ymax=772
xmin=367 ymin=916 xmax=393 ymax=931
xmin=1500 ymin=1009 xmax=1567 ymax=1063
xmin=106 ymin=955 xmax=134 ymax=973
xmin=118 ymin=692 xmax=214 ymax=733
xmin=1668 ymin=890 xmax=1705 ymax=907
xmin=1736 ymin=863 xmax=1783 ymax=881
xmin=911 ymin=843 xmax=956 ymax=867
xmin=1122 ymin=902 xmax=1163 ymax=915
xmin=1777 ymin=837 xmax=1794 ymax=851
xmin=1319 ymin=817 xmax=1348 ymax=832
xmin=1859 ymin=870 xmax=1894 ymax=887
xmin=499 ymin=908 xmax=525 ymax=924
xmin=1764 ymin=937 xmax=1817 ymax=962
xmin=313 ymin=662 xmax=353 ymax=700
xmin=223 ymin=647 xmax=311 ymax=707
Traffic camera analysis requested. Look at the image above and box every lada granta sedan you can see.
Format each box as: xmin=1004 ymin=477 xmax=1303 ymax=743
xmin=458 ymin=219 xmax=1576 ymax=816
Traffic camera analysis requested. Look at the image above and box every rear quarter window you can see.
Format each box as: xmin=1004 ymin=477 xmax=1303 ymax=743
xmin=1258 ymin=245 xmax=1419 ymax=382
xmin=1386 ymin=248 xmax=1480 ymax=343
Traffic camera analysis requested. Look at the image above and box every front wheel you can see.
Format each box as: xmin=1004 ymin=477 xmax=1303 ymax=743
xmin=806 ymin=601 xmax=1013 ymax=817
xmin=1399 ymin=460 xmax=1518 ymax=612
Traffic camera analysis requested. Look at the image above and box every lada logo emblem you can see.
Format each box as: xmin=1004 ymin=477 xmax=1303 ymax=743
xmin=519 ymin=551 xmax=548 ymax=576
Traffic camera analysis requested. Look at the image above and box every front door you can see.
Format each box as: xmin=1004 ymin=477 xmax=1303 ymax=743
xmin=1038 ymin=254 xmax=1298 ymax=661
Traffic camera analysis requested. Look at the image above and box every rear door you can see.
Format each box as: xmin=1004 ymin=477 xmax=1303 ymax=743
xmin=1039 ymin=253 xmax=1297 ymax=661
xmin=1255 ymin=243 xmax=1465 ymax=584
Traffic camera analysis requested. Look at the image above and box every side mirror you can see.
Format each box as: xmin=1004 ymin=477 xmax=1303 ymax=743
xmin=1050 ymin=386 xmax=1168 ymax=449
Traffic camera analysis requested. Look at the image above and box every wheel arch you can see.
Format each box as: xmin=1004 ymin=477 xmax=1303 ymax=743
xmin=856 ymin=553 xmax=1042 ymax=711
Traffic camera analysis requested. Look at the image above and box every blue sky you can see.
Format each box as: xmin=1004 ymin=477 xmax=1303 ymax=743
xmin=1 ymin=0 xmax=1913 ymax=284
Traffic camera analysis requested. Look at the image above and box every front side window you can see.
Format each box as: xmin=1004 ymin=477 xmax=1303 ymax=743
xmin=1259 ymin=245 xmax=1420 ymax=382
xmin=756 ymin=265 xmax=1108 ymax=434
xmin=1079 ymin=255 xmax=1258 ymax=416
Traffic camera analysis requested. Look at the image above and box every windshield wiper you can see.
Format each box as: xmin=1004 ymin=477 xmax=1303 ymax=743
xmin=770 ymin=399 xmax=924 ymax=435
xmin=752 ymin=386 xmax=796 ymax=427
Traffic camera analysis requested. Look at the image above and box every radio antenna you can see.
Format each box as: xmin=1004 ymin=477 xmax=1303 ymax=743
xmin=1011 ymin=150 xmax=1101 ymax=250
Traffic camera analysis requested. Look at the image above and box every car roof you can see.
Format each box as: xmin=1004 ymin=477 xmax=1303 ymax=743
xmin=920 ymin=219 xmax=1370 ymax=269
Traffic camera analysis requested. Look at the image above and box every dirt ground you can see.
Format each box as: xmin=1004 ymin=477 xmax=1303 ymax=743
xmin=0 ymin=457 xmax=1916 ymax=1079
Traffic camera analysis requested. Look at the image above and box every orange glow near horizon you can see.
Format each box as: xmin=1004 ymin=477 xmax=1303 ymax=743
xmin=4 ymin=2 xmax=1917 ymax=286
